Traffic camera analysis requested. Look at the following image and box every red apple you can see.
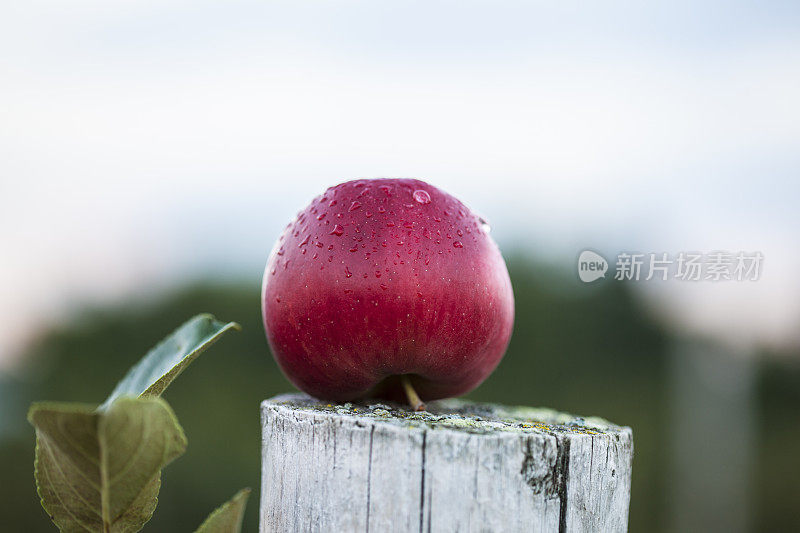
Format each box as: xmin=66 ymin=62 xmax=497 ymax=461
xmin=261 ymin=178 xmax=514 ymax=408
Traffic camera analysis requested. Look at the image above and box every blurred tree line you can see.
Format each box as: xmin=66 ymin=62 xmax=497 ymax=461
xmin=0 ymin=257 xmax=797 ymax=532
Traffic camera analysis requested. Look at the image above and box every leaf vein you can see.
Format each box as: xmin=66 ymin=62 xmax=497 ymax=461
xmin=41 ymin=433 xmax=101 ymax=530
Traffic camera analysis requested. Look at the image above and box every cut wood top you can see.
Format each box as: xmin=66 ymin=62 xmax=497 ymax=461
xmin=263 ymin=393 xmax=630 ymax=439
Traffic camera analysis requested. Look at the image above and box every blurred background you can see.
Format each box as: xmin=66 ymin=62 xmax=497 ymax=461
xmin=1 ymin=1 xmax=798 ymax=531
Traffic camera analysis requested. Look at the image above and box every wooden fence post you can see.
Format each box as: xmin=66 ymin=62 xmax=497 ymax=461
xmin=260 ymin=393 xmax=632 ymax=532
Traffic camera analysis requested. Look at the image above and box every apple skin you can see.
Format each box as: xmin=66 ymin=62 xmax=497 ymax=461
xmin=262 ymin=178 xmax=514 ymax=402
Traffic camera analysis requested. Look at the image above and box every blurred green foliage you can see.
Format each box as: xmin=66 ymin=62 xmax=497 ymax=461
xmin=0 ymin=257 xmax=797 ymax=532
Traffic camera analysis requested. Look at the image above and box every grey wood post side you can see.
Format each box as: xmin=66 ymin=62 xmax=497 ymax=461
xmin=260 ymin=393 xmax=633 ymax=533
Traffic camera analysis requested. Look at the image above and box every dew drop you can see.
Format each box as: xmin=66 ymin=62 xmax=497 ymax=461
xmin=378 ymin=206 xmax=386 ymax=213
xmin=479 ymin=217 xmax=492 ymax=233
xmin=375 ymin=271 xmax=381 ymax=278
xmin=329 ymin=199 xmax=337 ymax=207
xmin=275 ymin=297 xmax=281 ymax=303
xmin=380 ymin=283 xmax=388 ymax=290
xmin=298 ymin=235 xmax=310 ymax=247
xmin=330 ymin=224 xmax=344 ymax=236
xmin=365 ymin=211 xmax=373 ymax=217
xmin=344 ymin=267 xmax=353 ymax=278
xmin=315 ymin=241 xmax=323 ymax=248
xmin=349 ymin=246 xmax=358 ymax=252
xmin=457 ymin=229 xmax=463 ymax=237
xmin=453 ymin=241 xmax=463 ymax=248
xmin=317 ymin=212 xmax=327 ymax=221
xmin=349 ymin=201 xmax=362 ymax=212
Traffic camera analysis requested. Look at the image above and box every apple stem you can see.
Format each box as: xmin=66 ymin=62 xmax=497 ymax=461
xmin=400 ymin=375 xmax=426 ymax=411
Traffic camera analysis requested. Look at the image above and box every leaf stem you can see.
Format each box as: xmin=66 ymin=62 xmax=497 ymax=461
xmin=400 ymin=375 xmax=426 ymax=411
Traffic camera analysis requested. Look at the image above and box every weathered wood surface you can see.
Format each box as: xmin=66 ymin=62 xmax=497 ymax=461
xmin=260 ymin=393 xmax=633 ymax=533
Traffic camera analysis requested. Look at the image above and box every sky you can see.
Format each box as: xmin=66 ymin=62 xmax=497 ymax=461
xmin=1 ymin=1 xmax=799 ymax=369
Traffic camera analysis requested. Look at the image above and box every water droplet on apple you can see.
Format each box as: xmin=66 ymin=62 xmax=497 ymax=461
xmin=344 ymin=267 xmax=352 ymax=278
xmin=330 ymin=224 xmax=344 ymax=236
xmin=317 ymin=212 xmax=326 ymax=220
xmin=349 ymin=201 xmax=362 ymax=211
xmin=453 ymin=241 xmax=463 ymax=248
xmin=298 ymin=235 xmax=309 ymax=247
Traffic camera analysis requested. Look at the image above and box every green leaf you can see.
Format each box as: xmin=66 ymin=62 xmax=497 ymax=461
xmin=101 ymin=314 xmax=240 ymax=410
xmin=194 ymin=488 xmax=251 ymax=533
xmin=29 ymin=397 xmax=187 ymax=533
